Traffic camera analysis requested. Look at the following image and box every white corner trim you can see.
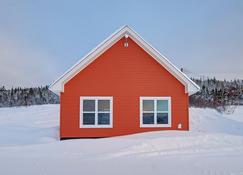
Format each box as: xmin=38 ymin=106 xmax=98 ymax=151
xmin=140 ymin=96 xmax=172 ymax=128
xmin=79 ymin=96 xmax=113 ymax=128
xmin=49 ymin=25 xmax=200 ymax=95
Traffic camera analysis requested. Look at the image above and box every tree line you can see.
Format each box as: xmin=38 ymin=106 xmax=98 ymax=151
xmin=0 ymin=86 xmax=59 ymax=107
xmin=190 ymin=78 xmax=243 ymax=108
xmin=0 ymin=78 xmax=242 ymax=108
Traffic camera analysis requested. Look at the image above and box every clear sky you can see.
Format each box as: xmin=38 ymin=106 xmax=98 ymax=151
xmin=0 ymin=0 xmax=243 ymax=88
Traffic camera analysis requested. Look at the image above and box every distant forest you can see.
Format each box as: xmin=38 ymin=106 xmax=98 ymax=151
xmin=0 ymin=78 xmax=243 ymax=108
xmin=190 ymin=78 xmax=243 ymax=108
xmin=0 ymin=86 xmax=59 ymax=107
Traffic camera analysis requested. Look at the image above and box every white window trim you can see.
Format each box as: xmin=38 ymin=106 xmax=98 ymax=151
xmin=80 ymin=96 xmax=113 ymax=128
xmin=140 ymin=96 xmax=172 ymax=128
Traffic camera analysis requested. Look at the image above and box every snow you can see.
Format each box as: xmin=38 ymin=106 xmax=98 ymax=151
xmin=0 ymin=105 xmax=243 ymax=175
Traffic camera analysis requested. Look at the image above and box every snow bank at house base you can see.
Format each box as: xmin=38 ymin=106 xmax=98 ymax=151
xmin=0 ymin=105 xmax=243 ymax=175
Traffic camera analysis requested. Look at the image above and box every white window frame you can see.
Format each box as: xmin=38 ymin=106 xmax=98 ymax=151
xmin=80 ymin=96 xmax=113 ymax=128
xmin=140 ymin=96 xmax=171 ymax=128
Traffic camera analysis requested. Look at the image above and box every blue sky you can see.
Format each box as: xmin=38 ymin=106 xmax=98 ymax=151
xmin=0 ymin=0 xmax=243 ymax=88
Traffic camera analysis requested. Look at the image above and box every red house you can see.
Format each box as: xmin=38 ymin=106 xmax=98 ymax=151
xmin=49 ymin=26 xmax=200 ymax=139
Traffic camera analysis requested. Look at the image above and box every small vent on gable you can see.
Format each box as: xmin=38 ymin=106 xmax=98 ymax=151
xmin=124 ymin=34 xmax=129 ymax=47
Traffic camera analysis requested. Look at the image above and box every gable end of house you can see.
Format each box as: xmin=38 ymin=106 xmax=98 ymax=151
xmin=49 ymin=25 xmax=200 ymax=95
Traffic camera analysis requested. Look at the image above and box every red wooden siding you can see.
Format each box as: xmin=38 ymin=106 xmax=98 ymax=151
xmin=60 ymin=37 xmax=189 ymax=138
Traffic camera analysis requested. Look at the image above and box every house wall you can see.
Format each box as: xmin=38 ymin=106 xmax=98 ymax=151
xmin=60 ymin=37 xmax=189 ymax=138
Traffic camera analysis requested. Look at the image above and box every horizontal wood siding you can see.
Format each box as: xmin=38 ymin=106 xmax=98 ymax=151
xmin=60 ymin=37 xmax=189 ymax=138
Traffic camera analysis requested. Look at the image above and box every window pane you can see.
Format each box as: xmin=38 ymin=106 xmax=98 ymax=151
xmin=143 ymin=100 xmax=154 ymax=111
xmin=142 ymin=113 xmax=154 ymax=124
xmin=83 ymin=113 xmax=95 ymax=125
xmin=83 ymin=100 xmax=95 ymax=111
xmin=157 ymin=100 xmax=168 ymax=111
xmin=98 ymin=100 xmax=110 ymax=112
xmin=98 ymin=113 xmax=110 ymax=125
xmin=157 ymin=113 xmax=168 ymax=124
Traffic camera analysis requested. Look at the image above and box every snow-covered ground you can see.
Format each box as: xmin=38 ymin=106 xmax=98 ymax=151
xmin=0 ymin=105 xmax=243 ymax=175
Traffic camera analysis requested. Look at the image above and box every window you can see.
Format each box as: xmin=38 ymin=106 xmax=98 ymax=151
xmin=140 ymin=97 xmax=171 ymax=127
xmin=80 ymin=97 xmax=113 ymax=128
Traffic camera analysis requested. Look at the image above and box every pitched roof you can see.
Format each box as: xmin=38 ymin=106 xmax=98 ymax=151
xmin=49 ymin=25 xmax=200 ymax=95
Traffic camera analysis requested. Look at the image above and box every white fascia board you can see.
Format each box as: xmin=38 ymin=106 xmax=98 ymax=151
xmin=49 ymin=25 xmax=200 ymax=95
xmin=125 ymin=27 xmax=200 ymax=95
xmin=49 ymin=26 xmax=128 ymax=94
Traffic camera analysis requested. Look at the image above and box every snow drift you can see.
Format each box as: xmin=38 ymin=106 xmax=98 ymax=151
xmin=0 ymin=105 xmax=243 ymax=175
